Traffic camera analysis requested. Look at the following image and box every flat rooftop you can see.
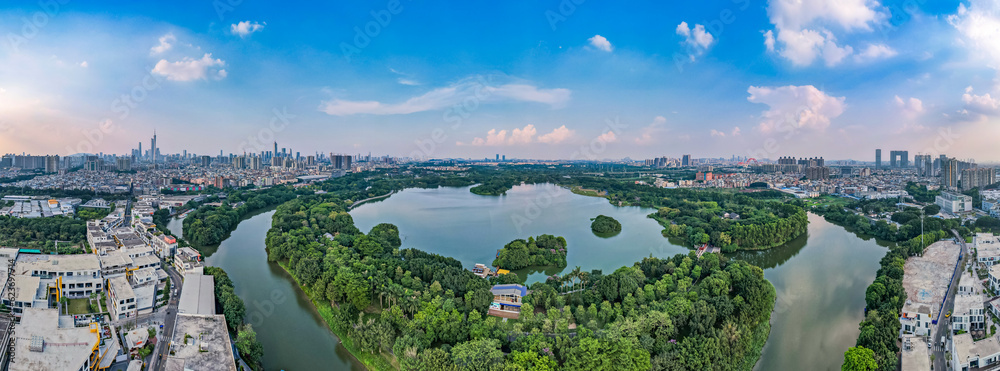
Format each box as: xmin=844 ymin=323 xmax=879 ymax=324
xmin=954 ymin=293 xmax=985 ymax=315
xmin=954 ymin=333 xmax=1000 ymax=367
xmin=900 ymin=335 xmax=931 ymax=371
xmin=15 ymin=254 xmax=101 ymax=274
xmin=9 ymin=308 xmax=97 ymax=371
xmin=165 ymin=314 xmax=237 ymax=371
xmin=178 ymin=273 xmax=215 ymax=315
xmin=902 ymin=240 xmax=961 ymax=317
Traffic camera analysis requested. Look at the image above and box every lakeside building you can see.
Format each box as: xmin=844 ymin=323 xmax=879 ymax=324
xmin=488 ymin=284 xmax=526 ymax=320
xmin=900 ymin=335 xmax=931 ymax=371
xmin=6 ymin=308 xmax=118 ymax=371
xmin=165 ymin=272 xmax=236 ymax=371
xmin=173 ymin=247 xmax=204 ymax=276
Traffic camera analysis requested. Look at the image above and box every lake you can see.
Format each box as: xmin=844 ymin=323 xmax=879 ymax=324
xmin=351 ymin=184 xmax=890 ymax=371
xmin=188 ymin=183 xmax=888 ymax=370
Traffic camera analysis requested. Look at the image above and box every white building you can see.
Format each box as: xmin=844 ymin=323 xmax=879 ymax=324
xmin=952 ymin=333 xmax=1000 ymax=371
xmin=16 ymin=254 xmax=102 ymax=298
xmin=937 ymin=191 xmax=973 ymax=215
xmin=953 ymin=293 xmax=986 ymax=333
xmin=108 ymin=276 xmax=137 ymax=320
xmin=977 ymin=233 xmax=1000 ymax=267
xmin=8 ymin=308 xmax=104 ymax=371
xmin=173 ymin=247 xmax=203 ymax=276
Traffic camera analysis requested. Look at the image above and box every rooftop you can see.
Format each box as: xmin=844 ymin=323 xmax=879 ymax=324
xmin=15 ymin=254 xmax=100 ymax=274
xmin=954 ymin=333 xmax=1000 ymax=366
xmin=165 ymin=314 xmax=237 ymax=371
xmin=9 ymin=308 xmax=98 ymax=371
xmin=900 ymin=335 xmax=931 ymax=371
xmin=178 ymin=273 xmax=215 ymax=316
xmin=955 ymin=293 xmax=985 ymax=315
xmin=109 ymin=276 xmax=135 ymax=299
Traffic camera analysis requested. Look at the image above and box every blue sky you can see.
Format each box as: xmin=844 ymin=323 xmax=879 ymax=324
xmin=1 ymin=0 xmax=999 ymax=161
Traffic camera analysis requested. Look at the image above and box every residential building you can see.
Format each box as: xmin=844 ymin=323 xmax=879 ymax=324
xmin=953 ymin=293 xmax=986 ymax=333
xmin=951 ymin=333 xmax=1000 ymax=371
xmin=977 ymin=233 xmax=1000 ymax=267
xmin=488 ymin=284 xmax=526 ymax=320
xmin=108 ymin=276 xmax=137 ymax=320
xmin=173 ymin=247 xmax=204 ymax=276
xmin=7 ymin=308 xmax=108 ymax=371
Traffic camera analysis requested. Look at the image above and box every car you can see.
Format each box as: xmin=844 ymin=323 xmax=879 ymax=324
xmin=946 ymin=310 xmax=952 ymax=318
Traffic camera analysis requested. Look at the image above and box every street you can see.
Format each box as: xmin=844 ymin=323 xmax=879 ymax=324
xmin=148 ymin=263 xmax=183 ymax=371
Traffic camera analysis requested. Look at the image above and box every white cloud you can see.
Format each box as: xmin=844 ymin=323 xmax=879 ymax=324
xmin=747 ymin=85 xmax=846 ymax=132
xmin=962 ymin=86 xmax=1000 ymax=115
xmin=596 ymin=131 xmax=617 ymax=143
xmin=764 ymin=0 xmax=887 ymax=66
xmin=634 ymin=116 xmax=667 ymax=145
xmin=509 ymin=124 xmax=537 ymax=144
xmin=79 ymin=61 xmax=88 ymax=68
xmin=231 ymin=21 xmax=266 ymax=38
xmin=459 ymin=124 xmax=572 ymax=146
xmin=949 ymin=0 xmax=1000 ymax=70
xmin=151 ymin=53 xmax=227 ymax=81
xmin=320 ymin=77 xmax=571 ymax=116
xmin=397 ymin=78 xmax=419 ymax=86
xmin=710 ymin=129 xmax=726 ymax=137
xmin=854 ymin=44 xmax=897 ymax=62
xmin=150 ymin=33 xmax=175 ymax=55
xmin=537 ymin=125 xmax=574 ymax=144
xmin=588 ymin=35 xmax=613 ymax=52
xmin=894 ymin=95 xmax=925 ymax=119
xmin=763 ymin=30 xmax=776 ymax=52
xmin=731 ymin=127 xmax=742 ymax=136
xmin=676 ymin=22 xmax=715 ymax=60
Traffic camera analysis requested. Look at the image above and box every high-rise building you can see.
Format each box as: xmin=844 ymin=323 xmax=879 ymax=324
xmin=496 ymin=154 xmax=499 ymax=161
xmin=889 ymin=150 xmax=909 ymax=168
xmin=116 ymin=157 xmax=131 ymax=171
xmin=44 ymin=155 xmax=59 ymax=173
xmin=875 ymin=149 xmax=881 ymax=170
xmin=962 ymin=168 xmax=996 ymax=191
xmin=682 ymin=154 xmax=691 ymax=167
xmin=201 ymin=155 xmax=211 ymax=167
xmin=502 ymin=155 xmax=506 ymax=162
xmin=914 ymin=154 xmax=932 ymax=176
xmin=942 ymin=158 xmax=960 ymax=189
xmin=274 ymin=142 xmax=279 ymax=159
xmin=151 ymin=130 xmax=157 ymax=163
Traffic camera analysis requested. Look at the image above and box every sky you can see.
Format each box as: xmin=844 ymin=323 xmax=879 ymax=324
xmin=0 ymin=0 xmax=999 ymax=161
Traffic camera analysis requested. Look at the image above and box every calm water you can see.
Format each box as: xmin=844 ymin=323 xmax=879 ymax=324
xmin=351 ymin=184 xmax=890 ymax=370
xmin=169 ymin=212 xmax=365 ymax=371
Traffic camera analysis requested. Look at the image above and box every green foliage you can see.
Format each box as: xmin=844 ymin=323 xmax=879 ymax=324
xmin=203 ymin=266 xmax=246 ymax=332
xmin=0 ymin=215 xmax=87 ymax=252
xmin=183 ymin=186 xmax=298 ymax=247
xmin=590 ymin=215 xmax=622 ymax=234
xmin=76 ymin=205 xmax=113 ymax=220
xmin=236 ymin=324 xmax=264 ymax=369
xmin=492 ymin=235 xmax=568 ymax=270
xmin=905 ymin=182 xmax=941 ymax=203
xmin=923 ymin=204 xmax=941 ymax=215
xmin=842 ymin=346 xmax=878 ymax=371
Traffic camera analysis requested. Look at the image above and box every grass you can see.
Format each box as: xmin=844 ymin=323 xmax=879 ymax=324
xmin=66 ymin=298 xmax=90 ymax=315
xmin=569 ymin=186 xmax=606 ymax=198
xmin=277 ymin=261 xmax=396 ymax=371
xmin=804 ymin=195 xmax=852 ymax=209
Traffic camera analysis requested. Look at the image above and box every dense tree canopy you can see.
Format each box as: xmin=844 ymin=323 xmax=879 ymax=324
xmin=590 ymin=215 xmax=622 ymax=234
xmin=492 ymin=235 xmax=568 ymax=270
xmin=183 ymin=186 xmax=298 ymax=247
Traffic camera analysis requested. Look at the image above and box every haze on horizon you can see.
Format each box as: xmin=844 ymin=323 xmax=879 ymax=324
xmin=0 ymin=0 xmax=998 ymax=161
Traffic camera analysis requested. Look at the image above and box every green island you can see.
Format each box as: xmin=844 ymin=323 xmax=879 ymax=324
xmin=492 ymin=235 xmax=568 ymax=270
xmin=256 ymin=170 xmax=778 ymax=371
xmin=590 ymin=215 xmax=622 ymax=234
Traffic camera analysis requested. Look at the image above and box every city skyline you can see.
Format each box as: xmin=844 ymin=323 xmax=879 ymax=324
xmin=1 ymin=1 xmax=999 ymax=160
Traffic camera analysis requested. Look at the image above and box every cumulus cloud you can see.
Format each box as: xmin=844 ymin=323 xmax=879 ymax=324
xmin=894 ymin=95 xmax=925 ymax=119
xmin=710 ymin=129 xmax=726 ymax=137
xmin=854 ymin=44 xmax=897 ymax=62
xmin=459 ymin=124 xmax=573 ymax=146
xmin=538 ymin=125 xmax=574 ymax=144
xmin=596 ymin=131 xmax=617 ymax=143
xmin=151 ymin=53 xmax=227 ymax=81
xmin=962 ymin=86 xmax=1000 ymax=115
xmin=763 ymin=30 xmax=776 ymax=52
xmin=949 ymin=0 xmax=1000 ymax=70
xmin=150 ymin=33 xmax=176 ymax=55
xmin=764 ymin=0 xmax=887 ymax=66
xmin=731 ymin=127 xmax=742 ymax=136
xmin=588 ymin=35 xmax=613 ymax=52
xmin=676 ymin=22 xmax=715 ymax=60
xmin=747 ymin=85 xmax=846 ymax=132
xmin=231 ymin=21 xmax=266 ymax=38
xmin=634 ymin=116 xmax=667 ymax=145
xmin=320 ymin=77 xmax=571 ymax=116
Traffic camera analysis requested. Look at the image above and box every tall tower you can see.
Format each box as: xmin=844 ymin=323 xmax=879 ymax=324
xmin=875 ymin=149 xmax=881 ymax=170
xmin=150 ymin=129 xmax=158 ymax=163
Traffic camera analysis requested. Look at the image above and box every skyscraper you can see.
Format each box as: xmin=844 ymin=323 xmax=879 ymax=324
xmin=942 ymin=158 xmax=959 ymax=189
xmin=875 ymin=149 xmax=881 ymax=170
xmin=274 ymin=142 xmax=278 ymax=159
xmin=150 ymin=130 xmax=157 ymax=163
xmin=682 ymin=154 xmax=691 ymax=167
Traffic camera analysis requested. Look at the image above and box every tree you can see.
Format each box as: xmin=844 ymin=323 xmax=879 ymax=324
xmin=923 ymin=204 xmax=941 ymax=215
xmin=451 ymin=339 xmax=504 ymax=371
xmin=590 ymin=215 xmax=622 ymax=234
xmin=236 ymin=324 xmax=264 ymax=369
xmin=842 ymin=346 xmax=878 ymax=371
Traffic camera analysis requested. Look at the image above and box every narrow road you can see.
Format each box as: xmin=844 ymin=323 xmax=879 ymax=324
xmin=150 ymin=264 xmax=183 ymax=371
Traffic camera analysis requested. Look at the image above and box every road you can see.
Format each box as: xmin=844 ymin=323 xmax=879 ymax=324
xmin=931 ymin=230 xmax=968 ymax=371
xmin=149 ymin=263 xmax=183 ymax=371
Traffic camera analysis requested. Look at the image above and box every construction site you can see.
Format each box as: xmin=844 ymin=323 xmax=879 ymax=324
xmin=901 ymin=240 xmax=963 ymax=333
